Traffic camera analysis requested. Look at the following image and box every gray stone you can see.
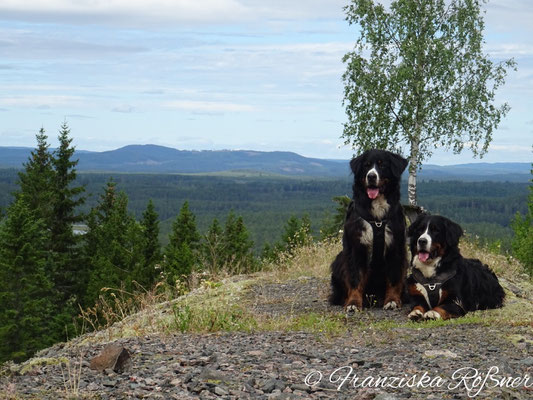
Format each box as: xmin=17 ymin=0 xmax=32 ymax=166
xmin=213 ymin=386 xmax=229 ymax=396
xmin=374 ymin=394 xmax=399 ymax=400
xmin=102 ymin=379 xmax=117 ymax=387
xmin=89 ymin=343 xmax=131 ymax=373
xmin=261 ymin=378 xmax=278 ymax=393
xmin=520 ymin=356 xmax=533 ymax=366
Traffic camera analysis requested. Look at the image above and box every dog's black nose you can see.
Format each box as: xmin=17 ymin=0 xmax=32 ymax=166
xmin=417 ymin=237 xmax=428 ymax=247
xmin=367 ymin=172 xmax=377 ymax=183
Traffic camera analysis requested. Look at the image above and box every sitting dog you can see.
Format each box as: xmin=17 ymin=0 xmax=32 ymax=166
xmin=329 ymin=149 xmax=409 ymax=314
xmin=407 ymin=214 xmax=505 ymax=321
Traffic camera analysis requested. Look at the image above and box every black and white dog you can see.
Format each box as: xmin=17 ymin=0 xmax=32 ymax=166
xmin=407 ymin=214 xmax=505 ymax=320
xmin=329 ymin=149 xmax=409 ymax=313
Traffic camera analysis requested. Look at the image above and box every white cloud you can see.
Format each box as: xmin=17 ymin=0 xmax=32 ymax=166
xmin=164 ymin=100 xmax=256 ymax=113
xmin=0 ymin=0 xmax=345 ymax=26
xmin=489 ymin=144 xmax=532 ymax=153
xmin=0 ymin=95 xmax=83 ymax=108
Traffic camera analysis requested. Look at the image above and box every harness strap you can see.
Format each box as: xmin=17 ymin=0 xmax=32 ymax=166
xmin=412 ymin=267 xmax=457 ymax=309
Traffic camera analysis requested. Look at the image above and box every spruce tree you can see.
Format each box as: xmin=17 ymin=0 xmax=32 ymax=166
xmin=221 ymin=211 xmax=256 ymax=273
xmin=164 ymin=201 xmax=200 ymax=283
xmin=16 ymin=128 xmax=54 ymax=224
xmin=84 ymin=180 xmax=144 ymax=305
xmin=134 ymin=199 xmax=162 ymax=288
xmin=0 ymin=199 xmax=56 ymax=362
xmin=202 ymin=218 xmax=224 ymax=273
xmin=50 ymin=122 xmax=86 ymax=308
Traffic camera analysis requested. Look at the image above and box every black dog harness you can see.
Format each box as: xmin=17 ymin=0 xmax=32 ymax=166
xmin=412 ymin=267 xmax=457 ymax=308
xmin=346 ymin=200 xmax=388 ymax=261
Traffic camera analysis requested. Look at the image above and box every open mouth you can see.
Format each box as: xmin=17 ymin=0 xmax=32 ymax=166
xmin=366 ymin=186 xmax=381 ymax=200
xmin=417 ymin=251 xmax=431 ymax=263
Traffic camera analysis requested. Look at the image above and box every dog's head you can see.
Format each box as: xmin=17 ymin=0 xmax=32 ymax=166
xmin=408 ymin=215 xmax=463 ymax=265
xmin=350 ymin=149 xmax=408 ymax=200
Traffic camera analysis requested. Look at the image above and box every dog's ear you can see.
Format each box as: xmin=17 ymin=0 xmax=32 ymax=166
xmin=407 ymin=215 xmax=424 ymax=242
xmin=444 ymin=218 xmax=463 ymax=248
xmin=349 ymin=151 xmax=369 ymax=175
xmin=389 ymin=153 xmax=408 ymax=179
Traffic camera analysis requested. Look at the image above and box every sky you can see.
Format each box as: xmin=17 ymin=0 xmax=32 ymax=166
xmin=0 ymin=0 xmax=532 ymax=165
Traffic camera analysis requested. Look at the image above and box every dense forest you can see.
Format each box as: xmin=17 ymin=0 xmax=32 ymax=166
xmin=0 ymin=168 xmax=528 ymax=249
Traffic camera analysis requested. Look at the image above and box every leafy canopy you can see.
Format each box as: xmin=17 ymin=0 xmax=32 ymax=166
xmin=342 ymin=0 xmax=515 ymax=167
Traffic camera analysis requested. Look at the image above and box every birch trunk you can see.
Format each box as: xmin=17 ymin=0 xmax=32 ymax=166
xmin=408 ymin=137 xmax=419 ymax=206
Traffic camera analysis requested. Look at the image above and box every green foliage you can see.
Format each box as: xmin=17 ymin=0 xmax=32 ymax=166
xmin=511 ymin=172 xmax=533 ymax=274
xmin=135 ymin=199 xmax=162 ymax=287
xmin=16 ymin=128 xmax=55 ymax=224
xmin=342 ymin=0 xmax=515 ymax=205
xmin=320 ymin=195 xmax=351 ymax=239
xmin=201 ymin=218 xmax=224 ymax=273
xmin=220 ymin=211 xmax=256 ymax=273
xmin=49 ymin=122 xmax=86 ymax=308
xmin=263 ymin=214 xmax=314 ymax=260
xmin=164 ymin=201 xmax=201 ymax=282
xmin=84 ymin=180 xmax=145 ymax=305
xmin=0 ymin=199 xmax=56 ymax=362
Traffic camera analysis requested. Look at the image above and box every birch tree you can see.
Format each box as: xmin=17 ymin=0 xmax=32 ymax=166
xmin=342 ymin=0 xmax=515 ymax=205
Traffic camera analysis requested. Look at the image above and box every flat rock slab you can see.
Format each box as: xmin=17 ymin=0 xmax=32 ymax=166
xmin=89 ymin=343 xmax=131 ymax=373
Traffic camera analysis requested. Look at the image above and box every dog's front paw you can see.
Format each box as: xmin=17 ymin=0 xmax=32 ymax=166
xmin=345 ymin=304 xmax=361 ymax=317
xmin=383 ymin=301 xmax=400 ymax=310
xmin=423 ymin=310 xmax=442 ymax=320
xmin=408 ymin=309 xmax=424 ymax=321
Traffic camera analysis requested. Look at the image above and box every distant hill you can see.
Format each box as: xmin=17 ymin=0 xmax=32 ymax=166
xmin=0 ymin=145 xmax=350 ymax=177
xmin=418 ymin=163 xmax=531 ymax=182
xmin=0 ymin=144 xmax=529 ymax=181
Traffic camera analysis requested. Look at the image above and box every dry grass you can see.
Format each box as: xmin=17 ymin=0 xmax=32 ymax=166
xmin=261 ymin=238 xmax=340 ymax=281
xmin=69 ymin=237 xmax=532 ymax=347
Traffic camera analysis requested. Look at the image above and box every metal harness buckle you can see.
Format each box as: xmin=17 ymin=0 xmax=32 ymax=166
xmin=427 ymin=284 xmax=437 ymax=291
xmin=374 ymin=221 xmax=382 ymax=228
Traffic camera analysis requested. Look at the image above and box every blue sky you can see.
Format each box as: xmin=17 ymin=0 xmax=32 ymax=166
xmin=0 ymin=0 xmax=532 ymax=164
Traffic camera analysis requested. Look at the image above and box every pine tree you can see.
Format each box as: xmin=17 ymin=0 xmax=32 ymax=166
xmin=320 ymin=195 xmax=352 ymax=240
xmin=84 ymin=180 xmax=144 ymax=305
xmin=164 ymin=201 xmax=201 ymax=283
xmin=281 ymin=215 xmax=312 ymax=253
xmin=50 ymin=122 xmax=86 ymax=308
xmin=221 ymin=211 xmax=256 ymax=273
xmin=0 ymin=199 xmax=56 ymax=362
xmin=134 ymin=199 xmax=162 ymax=288
xmin=16 ymin=128 xmax=54 ymax=224
xmin=263 ymin=215 xmax=313 ymax=261
xmin=202 ymin=218 xmax=224 ymax=273
xmin=512 ymin=168 xmax=533 ymax=274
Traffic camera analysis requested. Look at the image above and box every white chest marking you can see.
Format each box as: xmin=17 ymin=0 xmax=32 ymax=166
xmin=360 ymin=219 xmax=373 ymax=247
xmin=384 ymin=225 xmax=393 ymax=249
xmin=371 ymin=196 xmax=389 ymax=219
xmin=412 ymin=255 xmax=442 ymax=278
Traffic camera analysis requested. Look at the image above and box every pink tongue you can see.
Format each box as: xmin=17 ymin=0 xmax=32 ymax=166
xmin=367 ymin=188 xmax=379 ymax=199
xmin=419 ymin=252 xmax=430 ymax=262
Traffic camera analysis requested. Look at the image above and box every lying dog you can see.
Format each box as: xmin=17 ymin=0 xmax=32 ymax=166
xmin=407 ymin=214 xmax=505 ymax=321
xmin=329 ymin=149 xmax=408 ymax=313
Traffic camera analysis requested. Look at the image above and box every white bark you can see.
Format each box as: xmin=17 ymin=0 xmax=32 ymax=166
xmin=408 ymin=137 xmax=419 ymax=206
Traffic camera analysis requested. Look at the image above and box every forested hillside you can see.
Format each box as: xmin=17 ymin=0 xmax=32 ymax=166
xmin=0 ymin=168 xmax=528 ymax=249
